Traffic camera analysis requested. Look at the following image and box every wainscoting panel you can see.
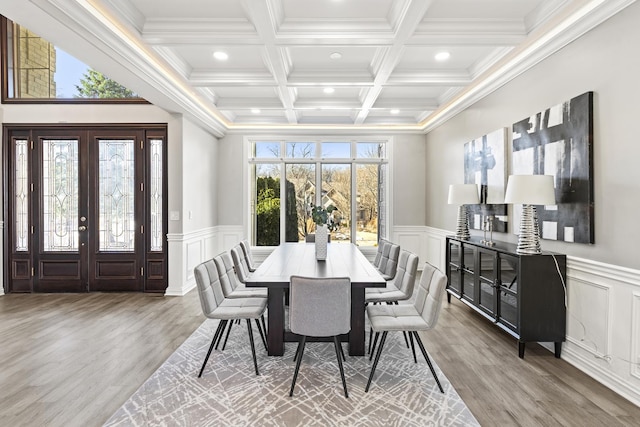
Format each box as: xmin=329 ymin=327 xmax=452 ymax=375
xmin=632 ymin=292 xmax=640 ymax=381
xmin=393 ymin=226 xmax=426 ymax=267
xmin=424 ymin=226 xmax=640 ymax=406
xmin=166 ymin=226 xmax=245 ymax=296
xmin=185 ymin=241 xmax=202 ymax=284
xmin=566 ymin=277 xmax=611 ymax=359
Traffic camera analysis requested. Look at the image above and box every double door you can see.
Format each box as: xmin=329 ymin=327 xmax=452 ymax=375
xmin=4 ymin=125 xmax=167 ymax=293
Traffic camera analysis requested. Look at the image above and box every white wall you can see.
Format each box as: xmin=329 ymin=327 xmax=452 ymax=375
xmin=166 ymin=118 xmax=220 ymax=296
xmin=424 ymin=2 xmax=640 ymax=406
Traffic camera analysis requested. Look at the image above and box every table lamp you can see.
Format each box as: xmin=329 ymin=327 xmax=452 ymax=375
xmin=447 ymin=184 xmax=480 ymax=240
xmin=504 ymin=174 xmax=555 ymax=254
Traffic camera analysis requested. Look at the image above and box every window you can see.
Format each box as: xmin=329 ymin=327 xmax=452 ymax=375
xmin=1 ymin=16 xmax=144 ymax=102
xmin=249 ymin=139 xmax=388 ymax=247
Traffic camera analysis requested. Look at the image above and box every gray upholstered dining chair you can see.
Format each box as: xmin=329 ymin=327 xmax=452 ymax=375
xmin=193 ymin=258 xmax=268 ymax=377
xmin=213 ymin=252 xmax=268 ymax=351
xmin=239 ymin=239 xmax=256 ymax=272
xmin=215 ymin=251 xmax=267 ymax=299
xmin=375 ymin=239 xmax=400 ymax=280
xmin=230 ymin=244 xmax=252 ymax=284
xmin=288 ymin=275 xmax=351 ymax=398
xmin=366 ymin=249 xmax=418 ymax=305
xmin=372 ymin=239 xmax=386 ymax=269
xmin=365 ymin=262 xmax=447 ymax=393
xmin=366 ymin=249 xmax=419 ymax=354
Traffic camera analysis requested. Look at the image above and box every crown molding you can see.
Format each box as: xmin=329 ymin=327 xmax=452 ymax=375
xmin=420 ymin=0 xmax=638 ymax=133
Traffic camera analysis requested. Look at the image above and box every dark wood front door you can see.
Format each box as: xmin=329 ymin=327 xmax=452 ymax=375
xmin=4 ymin=125 xmax=168 ymax=293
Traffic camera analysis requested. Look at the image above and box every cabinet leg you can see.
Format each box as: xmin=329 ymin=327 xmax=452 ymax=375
xmin=518 ymin=341 xmax=525 ymax=358
xmin=554 ymin=342 xmax=562 ymax=358
xmin=447 ymin=292 xmax=451 ymax=303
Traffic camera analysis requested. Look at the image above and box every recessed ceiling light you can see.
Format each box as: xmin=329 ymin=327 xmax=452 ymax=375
xmin=251 ymin=108 xmax=261 ymax=114
xmin=213 ymin=51 xmax=228 ymax=61
xmin=435 ymin=51 xmax=450 ymax=62
xmin=329 ymin=52 xmax=342 ymax=60
xmin=323 ymin=87 xmax=335 ymax=94
xmin=390 ymin=109 xmax=400 ymax=114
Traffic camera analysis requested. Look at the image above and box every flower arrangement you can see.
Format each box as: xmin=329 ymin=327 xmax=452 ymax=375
xmin=311 ymin=204 xmax=340 ymax=232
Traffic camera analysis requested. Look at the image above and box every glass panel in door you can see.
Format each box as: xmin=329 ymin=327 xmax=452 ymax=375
xmin=98 ymin=139 xmax=136 ymax=252
xmin=42 ymin=139 xmax=79 ymax=251
xmin=89 ymin=135 xmax=143 ymax=292
xmin=35 ymin=137 xmax=86 ymax=292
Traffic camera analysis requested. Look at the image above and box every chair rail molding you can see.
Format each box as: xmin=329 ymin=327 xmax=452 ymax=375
xmin=166 ymin=225 xmax=244 ymax=296
xmin=425 ymin=226 xmax=640 ymax=407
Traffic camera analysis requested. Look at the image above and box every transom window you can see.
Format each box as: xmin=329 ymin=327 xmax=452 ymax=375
xmin=248 ymin=139 xmax=388 ymax=247
xmin=1 ymin=16 xmax=144 ymax=102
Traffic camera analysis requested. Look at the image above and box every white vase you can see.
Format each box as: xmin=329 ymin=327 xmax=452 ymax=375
xmin=315 ymin=224 xmax=328 ymax=261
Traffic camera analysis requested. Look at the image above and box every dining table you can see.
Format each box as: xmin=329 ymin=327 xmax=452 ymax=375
xmin=244 ymin=242 xmax=386 ymax=356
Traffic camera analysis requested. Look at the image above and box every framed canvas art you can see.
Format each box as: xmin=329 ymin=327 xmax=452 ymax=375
xmin=464 ymin=128 xmax=508 ymax=233
xmin=511 ymin=91 xmax=594 ymax=244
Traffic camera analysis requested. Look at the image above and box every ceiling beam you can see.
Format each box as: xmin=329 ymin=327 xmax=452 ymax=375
xmin=241 ymin=0 xmax=298 ymax=123
xmin=354 ymin=0 xmax=435 ymax=124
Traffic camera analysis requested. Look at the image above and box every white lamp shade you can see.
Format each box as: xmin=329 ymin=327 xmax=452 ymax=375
xmin=504 ymin=175 xmax=555 ymax=205
xmin=447 ymin=184 xmax=480 ymax=205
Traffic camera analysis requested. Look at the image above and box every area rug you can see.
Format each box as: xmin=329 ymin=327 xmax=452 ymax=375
xmin=104 ymin=319 xmax=479 ymax=426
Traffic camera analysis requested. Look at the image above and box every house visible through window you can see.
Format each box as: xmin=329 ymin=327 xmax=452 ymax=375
xmin=1 ymin=16 xmax=143 ymax=102
xmin=249 ymin=139 xmax=388 ymax=247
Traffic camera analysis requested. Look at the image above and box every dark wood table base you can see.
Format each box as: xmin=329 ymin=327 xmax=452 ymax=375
xmin=266 ymin=287 xmax=368 ymax=356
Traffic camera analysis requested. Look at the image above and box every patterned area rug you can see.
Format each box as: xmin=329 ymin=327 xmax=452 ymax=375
xmin=105 ymin=319 xmax=479 ymax=426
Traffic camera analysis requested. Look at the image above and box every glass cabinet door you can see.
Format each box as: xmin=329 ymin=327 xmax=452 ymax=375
xmin=477 ymin=249 xmax=497 ymax=316
xmin=446 ymin=240 xmax=462 ymax=296
xmin=461 ymin=244 xmax=476 ymax=303
xmin=498 ymin=254 xmax=519 ymax=331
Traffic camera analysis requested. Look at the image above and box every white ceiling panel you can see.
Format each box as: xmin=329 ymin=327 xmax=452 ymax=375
xmin=0 ymin=0 xmax=631 ymax=135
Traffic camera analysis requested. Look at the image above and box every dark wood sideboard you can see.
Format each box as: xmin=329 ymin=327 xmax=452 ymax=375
xmin=445 ymin=236 xmax=567 ymax=358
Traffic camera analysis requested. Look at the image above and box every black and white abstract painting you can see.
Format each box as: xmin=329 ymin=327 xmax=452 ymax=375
xmin=512 ymin=91 xmax=594 ymax=244
xmin=464 ymin=128 xmax=508 ymax=233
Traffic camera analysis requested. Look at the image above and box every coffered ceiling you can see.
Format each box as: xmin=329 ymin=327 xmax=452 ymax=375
xmin=0 ymin=0 xmax=635 ymax=136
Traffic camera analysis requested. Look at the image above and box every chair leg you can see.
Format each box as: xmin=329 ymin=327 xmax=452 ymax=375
xmin=289 ymin=336 xmax=307 ymax=397
xmin=220 ymin=319 xmax=234 ymax=350
xmin=293 ymin=339 xmax=301 ymax=362
xmin=261 ymin=314 xmax=267 ymax=336
xmin=402 ymin=331 xmax=411 ymax=349
xmin=368 ymin=327 xmax=373 ymax=354
xmin=255 ymin=318 xmax=268 ymax=352
xmin=412 ymin=331 xmax=444 ymax=393
xmin=333 ymin=336 xmax=349 ymax=398
xmin=409 ymin=331 xmax=417 ymax=363
xmin=369 ymin=332 xmax=380 ymax=361
xmin=246 ymin=319 xmax=260 ymax=376
xmin=198 ymin=320 xmax=226 ymax=378
xmin=339 ymin=340 xmax=346 ymax=362
xmin=365 ymin=331 xmax=388 ymax=392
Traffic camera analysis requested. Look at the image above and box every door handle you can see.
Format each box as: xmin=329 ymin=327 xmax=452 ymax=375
xmin=78 ymin=225 xmax=87 ymax=231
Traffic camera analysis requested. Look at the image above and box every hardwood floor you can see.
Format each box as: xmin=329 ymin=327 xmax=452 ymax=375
xmin=0 ymin=290 xmax=638 ymax=426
